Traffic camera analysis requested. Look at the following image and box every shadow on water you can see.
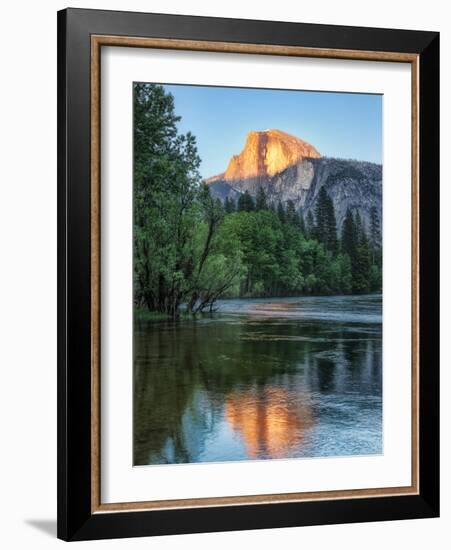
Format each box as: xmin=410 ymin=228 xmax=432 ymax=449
xmin=134 ymin=295 xmax=382 ymax=465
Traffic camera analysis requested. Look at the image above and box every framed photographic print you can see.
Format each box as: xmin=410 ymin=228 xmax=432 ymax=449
xmin=57 ymin=8 xmax=439 ymax=541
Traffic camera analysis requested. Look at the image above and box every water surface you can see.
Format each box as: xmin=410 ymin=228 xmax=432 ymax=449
xmin=134 ymin=294 xmax=382 ymax=465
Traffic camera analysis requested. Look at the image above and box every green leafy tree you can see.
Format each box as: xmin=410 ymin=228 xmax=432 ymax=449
xmin=133 ymin=83 xmax=203 ymax=318
xmin=134 ymin=82 xmax=381 ymax=308
xmin=189 ymin=208 xmax=245 ymax=313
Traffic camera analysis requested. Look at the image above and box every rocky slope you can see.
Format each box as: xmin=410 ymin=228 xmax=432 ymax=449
xmin=206 ymin=129 xmax=381 ymax=232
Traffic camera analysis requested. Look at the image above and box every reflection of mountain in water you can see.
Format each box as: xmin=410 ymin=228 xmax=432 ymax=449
xmin=133 ymin=294 xmax=382 ymax=465
xmin=225 ymin=387 xmax=314 ymax=459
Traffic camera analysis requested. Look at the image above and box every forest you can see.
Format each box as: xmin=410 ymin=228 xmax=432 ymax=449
xmin=134 ymin=83 xmax=382 ymax=319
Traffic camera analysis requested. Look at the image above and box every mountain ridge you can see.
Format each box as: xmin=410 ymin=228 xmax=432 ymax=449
xmin=205 ymin=129 xmax=382 ymax=233
xmin=206 ymin=129 xmax=320 ymax=184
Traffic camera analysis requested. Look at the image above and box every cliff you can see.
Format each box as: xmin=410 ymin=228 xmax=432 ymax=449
xmin=206 ymin=130 xmax=381 ymax=232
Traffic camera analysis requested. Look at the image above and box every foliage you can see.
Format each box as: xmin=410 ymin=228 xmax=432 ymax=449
xmin=314 ymin=187 xmax=338 ymax=254
xmin=237 ymin=190 xmax=255 ymax=212
xmin=305 ymin=210 xmax=315 ymax=239
xmin=255 ymin=187 xmax=268 ymax=211
xmin=341 ymin=207 xmax=381 ymax=293
xmin=369 ymin=206 xmax=382 ymax=267
xmin=134 ymin=84 xmax=382 ymax=317
xmin=134 ymin=84 xmax=237 ymax=318
xmin=224 ymin=196 xmax=236 ymax=213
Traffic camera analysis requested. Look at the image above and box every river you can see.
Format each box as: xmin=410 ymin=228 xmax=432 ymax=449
xmin=133 ymin=294 xmax=382 ymax=465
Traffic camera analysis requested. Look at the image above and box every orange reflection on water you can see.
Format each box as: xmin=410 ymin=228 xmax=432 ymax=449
xmin=225 ymin=386 xmax=314 ymax=459
xmin=246 ymin=301 xmax=298 ymax=320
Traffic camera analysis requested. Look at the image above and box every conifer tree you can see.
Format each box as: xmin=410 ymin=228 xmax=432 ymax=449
xmin=298 ymin=211 xmax=306 ymax=235
xmin=286 ymin=200 xmax=298 ymax=226
xmin=341 ymin=209 xmax=372 ymax=293
xmin=369 ymin=206 xmax=382 ymax=266
xmin=354 ymin=210 xmax=366 ymax=245
xmin=341 ymin=208 xmax=358 ymax=260
xmin=277 ymin=201 xmax=286 ymax=223
xmin=315 ymin=187 xmax=329 ymax=244
xmin=353 ymin=231 xmax=371 ymax=293
xmin=237 ymin=190 xmax=255 ymax=212
xmin=305 ymin=210 xmax=316 ymax=239
xmin=256 ymin=187 xmax=268 ymax=211
xmin=315 ymin=187 xmax=338 ymax=253
xmin=224 ymin=196 xmax=231 ymax=213
xmin=224 ymin=196 xmax=236 ymax=214
xmin=325 ymin=195 xmax=338 ymax=254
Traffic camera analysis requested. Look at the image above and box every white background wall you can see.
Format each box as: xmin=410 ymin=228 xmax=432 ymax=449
xmin=0 ymin=0 xmax=448 ymax=548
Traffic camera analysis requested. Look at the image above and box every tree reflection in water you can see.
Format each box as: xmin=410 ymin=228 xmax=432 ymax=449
xmin=133 ymin=295 xmax=382 ymax=465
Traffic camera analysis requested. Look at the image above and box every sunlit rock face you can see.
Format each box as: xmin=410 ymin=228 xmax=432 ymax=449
xmin=220 ymin=129 xmax=320 ymax=181
xmin=206 ymin=129 xmax=382 ymax=233
xmin=225 ymin=387 xmax=315 ymax=459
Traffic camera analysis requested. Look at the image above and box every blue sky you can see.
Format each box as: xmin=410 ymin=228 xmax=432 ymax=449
xmin=161 ymin=83 xmax=382 ymax=179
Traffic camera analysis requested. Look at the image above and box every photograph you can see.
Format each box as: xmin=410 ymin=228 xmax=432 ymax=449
xmin=133 ymin=82 xmax=383 ymax=466
xmin=53 ymin=5 xmax=440 ymax=542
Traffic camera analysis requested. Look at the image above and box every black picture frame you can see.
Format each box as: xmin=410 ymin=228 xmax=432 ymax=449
xmin=57 ymin=7 xmax=439 ymax=541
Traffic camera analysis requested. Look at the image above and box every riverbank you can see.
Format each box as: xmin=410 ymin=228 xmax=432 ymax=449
xmin=135 ymin=293 xmax=382 ymax=323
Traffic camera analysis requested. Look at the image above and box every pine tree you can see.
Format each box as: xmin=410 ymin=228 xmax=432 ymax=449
xmin=305 ymin=210 xmax=316 ymax=239
xmin=354 ymin=210 xmax=366 ymax=245
xmin=325 ymin=194 xmax=338 ymax=254
xmin=353 ymin=232 xmax=371 ymax=293
xmin=315 ymin=187 xmax=337 ymax=253
xmin=369 ymin=264 xmax=382 ymax=291
xmin=293 ymin=210 xmax=301 ymax=229
xmin=315 ymin=187 xmax=329 ymax=244
xmin=341 ymin=209 xmax=372 ymax=293
xmin=369 ymin=206 xmax=382 ymax=266
xmin=237 ymin=190 xmax=255 ymax=212
xmin=341 ymin=208 xmax=358 ymax=260
xmin=298 ymin=211 xmax=306 ymax=235
xmin=224 ymin=196 xmax=236 ymax=214
xmin=339 ymin=253 xmax=353 ymax=294
xmin=277 ymin=201 xmax=286 ymax=223
xmin=286 ymin=200 xmax=298 ymax=226
xmin=256 ymin=187 xmax=268 ymax=210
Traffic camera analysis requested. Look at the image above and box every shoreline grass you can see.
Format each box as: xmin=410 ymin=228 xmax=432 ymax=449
xmin=134 ymin=308 xmax=194 ymax=322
